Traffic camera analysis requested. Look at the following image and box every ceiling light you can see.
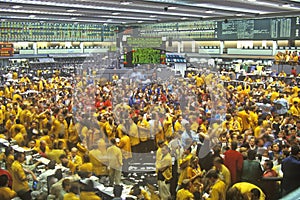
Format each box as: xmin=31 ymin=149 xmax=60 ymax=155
xmin=71 ymin=17 xmax=77 ymax=20
xmin=205 ymin=10 xmax=215 ymax=13
xmin=247 ymin=0 xmax=256 ymax=2
xmin=121 ymin=22 xmax=127 ymax=24
xmin=103 ymin=23 xmax=108 ymax=26
xmin=137 ymin=20 xmax=144 ymax=23
xmin=282 ymin=3 xmax=292 ymax=7
xmin=168 ymin=6 xmax=177 ymax=10
xmin=120 ymin=1 xmax=132 ymax=5
xmin=1 ymin=19 xmax=6 ymax=22
xmin=235 ymin=13 xmax=245 ymax=16
xmin=112 ymin=12 xmax=121 ymax=15
xmin=11 ymin=5 xmax=23 ymax=9
xmin=66 ymin=9 xmax=77 ymax=12
xmin=107 ymin=19 xmax=113 ymax=22
xmin=181 ymin=17 xmax=188 ymax=20
xmin=39 ymin=20 xmax=45 ymax=23
xmin=28 ymin=15 xmax=36 ymax=18
xmin=149 ymin=15 xmax=157 ymax=18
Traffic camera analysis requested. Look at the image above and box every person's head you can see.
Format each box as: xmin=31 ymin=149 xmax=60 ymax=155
xmin=59 ymin=154 xmax=68 ymax=165
xmin=113 ymin=185 xmax=123 ymax=197
xmin=271 ymin=143 xmax=280 ymax=152
xmin=177 ymin=115 xmax=183 ymax=123
xmin=226 ymin=187 xmax=247 ymax=200
xmin=15 ymin=152 xmax=25 ymax=163
xmin=250 ymin=188 xmax=261 ymax=200
xmin=231 ymin=141 xmax=238 ymax=150
xmin=28 ymin=140 xmax=36 ymax=148
xmin=110 ymin=138 xmax=117 ymax=145
xmin=184 ymin=146 xmax=192 ymax=154
xmin=157 ymin=140 xmax=165 ymax=148
xmin=263 ymin=160 xmax=273 ymax=171
xmin=249 ymin=137 xmax=256 ymax=146
xmin=71 ymin=147 xmax=78 ymax=157
xmin=247 ymin=150 xmax=257 ymax=160
xmin=62 ymin=179 xmax=71 ymax=192
xmin=290 ymin=145 xmax=300 ymax=156
xmin=181 ymin=179 xmax=191 ymax=189
xmin=83 ymin=154 xmax=90 ymax=163
xmin=69 ymin=182 xmax=80 ymax=194
xmin=213 ymin=157 xmax=223 ymax=169
xmin=205 ymin=169 xmax=219 ymax=184
xmin=161 ymin=144 xmax=170 ymax=156
xmin=0 ymin=174 xmax=8 ymax=187
xmin=5 ymin=146 xmax=14 ymax=157
xmin=47 ymin=160 xmax=56 ymax=169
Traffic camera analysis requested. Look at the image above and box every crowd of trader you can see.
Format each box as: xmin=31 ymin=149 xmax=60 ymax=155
xmin=0 ymin=65 xmax=299 ymax=200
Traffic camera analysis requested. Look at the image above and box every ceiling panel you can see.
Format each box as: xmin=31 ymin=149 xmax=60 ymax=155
xmin=0 ymin=0 xmax=299 ymax=25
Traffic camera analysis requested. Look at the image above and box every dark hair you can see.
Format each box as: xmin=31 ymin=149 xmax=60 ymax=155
xmin=247 ymin=150 xmax=256 ymax=160
xmin=231 ymin=141 xmax=238 ymax=150
xmin=5 ymin=146 xmax=14 ymax=157
xmin=69 ymin=182 xmax=79 ymax=194
xmin=83 ymin=154 xmax=90 ymax=163
xmin=62 ymin=179 xmax=71 ymax=190
xmin=110 ymin=138 xmax=117 ymax=145
xmin=264 ymin=160 xmax=273 ymax=169
xmin=291 ymin=145 xmax=300 ymax=156
xmin=206 ymin=169 xmax=219 ymax=179
xmin=227 ymin=187 xmax=247 ymax=200
xmin=213 ymin=157 xmax=223 ymax=164
xmin=59 ymin=154 xmax=67 ymax=160
xmin=250 ymin=188 xmax=260 ymax=198
xmin=47 ymin=160 xmax=56 ymax=169
xmin=14 ymin=151 xmax=25 ymax=160
xmin=0 ymin=174 xmax=8 ymax=187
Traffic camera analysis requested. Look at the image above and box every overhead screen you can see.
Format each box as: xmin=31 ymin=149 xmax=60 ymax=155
xmin=138 ymin=16 xmax=300 ymax=40
xmin=217 ymin=17 xmax=297 ymax=40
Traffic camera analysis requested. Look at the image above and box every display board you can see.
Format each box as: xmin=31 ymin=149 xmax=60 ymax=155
xmin=138 ymin=17 xmax=300 ymax=41
xmin=217 ymin=17 xmax=296 ymax=40
xmin=124 ymin=48 xmax=166 ymax=67
xmin=0 ymin=21 xmax=117 ymax=42
xmin=139 ymin=21 xmax=217 ymax=40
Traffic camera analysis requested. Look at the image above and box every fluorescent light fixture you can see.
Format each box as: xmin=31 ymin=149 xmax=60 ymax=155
xmin=99 ymin=15 xmax=157 ymax=21
xmin=28 ymin=15 xmax=36 ymax=18
xmin=235 ymin=13 xmax=245 ymax=16
xmin=282 ymin=3 xmax=292 ymax=7
xmin=168 ymin=6 xmax=177 ymax=9
xmin=107 ymin=19 xmax=113 ymax=22
xmin=205 ymin=10 xmax=215 ymax=13
xmin=66 ymin=9 xmax=77 ymax=12
xmin=39 ymin=20 xmax=45 ymax=23
xmin=0 ymin=8 xmax=83 ymax=16
xmin=71 ymin=17 xmax=77 ymax=20
xmin=181 ymin=17 xmax=188 ymax=20
xmin=0 ymin=0 xmax=206 ymax=18
xmin=120 ymin=1 xmax=132 ymax=5
xmin=121 ymin=22 xmax=127 ymax=24
xmin=137 ymin=20 xmax=144 ymax=23
xmin=1 ymin=16 xmax=120 ymax=24
xmin=247 ymin=0 xmax=256 ymax=2
xmin=195 ymin=3 xmax=268 ymax=14
xmin=11 ymin=5 xmax=23 ymax=9
xmin=149 ymin=15 xmax=157 ymax=18
xmin=112 ymin=12 xmax=121 ymax=15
